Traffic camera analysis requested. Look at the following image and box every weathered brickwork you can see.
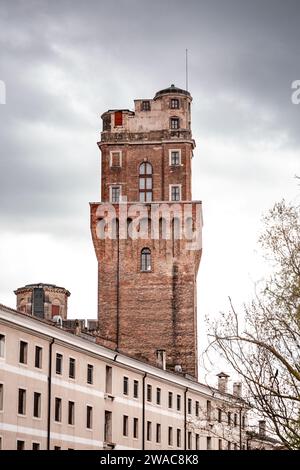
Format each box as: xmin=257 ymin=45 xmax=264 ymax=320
xmin=15 ymin=283 xmax=70 ymax=320
xmin=91 ymin=85 xmax=202 ymax=378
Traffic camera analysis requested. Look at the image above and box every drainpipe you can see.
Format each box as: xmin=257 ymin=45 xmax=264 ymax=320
xmin=142 ymin=373 xmax=147 ymax=450
xmin=239 ymin=408 xmax=242 ymax=450
xmin=184 ymin=387 xmax=188 ymax=450
xmin=116 ymin=220 xmax=120 ymax=350
xmin=47 ymin=338 xmax=55 ymax=450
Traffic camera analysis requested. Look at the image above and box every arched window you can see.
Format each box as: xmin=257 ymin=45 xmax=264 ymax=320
xmin=141 ymin=248 xmax=151 ymax=272
xmin=139 ymin=162 xmax=152 ymax=202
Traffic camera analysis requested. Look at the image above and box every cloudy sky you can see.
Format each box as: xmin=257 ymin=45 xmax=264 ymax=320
xmin=0 ymin=0 xmax=299 ymax=378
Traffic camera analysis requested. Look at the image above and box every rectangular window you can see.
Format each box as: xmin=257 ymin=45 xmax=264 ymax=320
xmin=170 ymin=150 xmax=180 ymax=166
xmin=111 ymin=185 xmax=121 ymax=203
xmin=123 ymin=415 xmax=128 ymax=437
xmin=177 ymin=394 xmax=181 ymax=411
xmin=32 ymin=442 xmax=40 ymax=450
xmin=114 ymin=111 xmax=123 ymax=126
xmin=55 ymin=397 xmax=62 ymax=422
xmin=196 ymin=434 xmax=200 ymax=450
xmin=69 ymin=358 xmax=75 ymax=379
xmin=105 ymin=366 xmax=112 ymax=394
xmin=33 ymin=392 xmax=41 ymax=418
xmin=133 ymin=418 xmax=139 ymax=439
xmin=123 ymin=377 xmax=129 ymax=396
xmin=35 ymin=346 xmax=42 ymax=368
xmin=168 ymin=392 xmax=173 ymax=409
xmin=68 ymin=401 xmax=75 ymax=425
xmin=195 ymin=401 xmax=199 ymax=417
xmin=147 ymin=384 xmax=152 ymax=402
xmin=19 ymin=341 xmax=28 ymax=364
xmin=18 ymin=388 xmax=26 ymax=415
xmin=219 ymin=439 xmax=223 ymax=450
xmin=133 ymin=380 xmax=138 ymax=398
xmin=177 ymin=429 xmax=181 ymax=448
xmin=242 ymin=415 xmax=246 ymax=429
xmin=228 ymin=411 xmax=231 ymax=425
xmin=87 ymin=364 xmax=93 ymax=384
xmin=56 ymin=353 xmax=62 ymax=375
xmin=234 ymin=443 xmax=238 ymax=450
xmin=227 ymin=441 xmax=231 ymax=450
xmin=234 ymin=413 xmax=238 ymax=426
xmin=54 ymin=446 xmax=61 ymax=451
xmin=141 ymin=100 xmax=151 ymax=111
xmin=171 ymin=185 xmax=181 ymax=202
xmin=0 ymin=384 xmax=3 ymax=411
xmin=170 ymin=98 xmax=179 ymax=109
xmin=170 ymin=117 xmax=179 ymax=129
xmin=87 ymin=406 xmax=93 ymax=429
xmin=218 ymin=408 xmax=222 ymax=423
xmin=104 ymin=410 xmax=112 ymax=442
xmin=17 ymin=440 xmax=25 ymax=450
xmin=168 ymin=427 xmax=173 ymax=446
xmin=0 ymin=334 xmax=5 ymax=357
xmin=147 ymin=421 xmax=152 ymax=441
xmin=52 ymin=305 xmax=60 ymax=316
xmin=110 ymin=151 xmax=121 ymax=167
xmin=156 ymin=423 xmax=161 ymax=443
xmin=207 ymin=400 xmax=211 ymax=421
xmin=188 ymin=431 xmax=192 ymax=450
xmin=156 ymin=387 xmax=161 ymax=405
xmin=188 ymin=398 xmax=192 ymax=415
xmin=207 ymin=436 xmax=212 ymax=450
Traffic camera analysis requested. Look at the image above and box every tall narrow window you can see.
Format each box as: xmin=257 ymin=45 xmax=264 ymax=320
xmin=234 ymin=413 xmax=238 ymax=426
xmin=188 ymin=398 xmax=192 ymax=414
xmin=123 ymin=377 xmax=129 ymax=396
xmin=171 ymin=185 xmax=181 ymax=201
xmin=68 ymin=401 xmax=75 ymax=425
xmin=196 ymin=434 xmax=200 ymax=450
xmin=156 ymin=423 xmax=161 ymax=443
xmin=133 ymin=380 xmax=139 ymax=398
xmin=156 ymin=388 xmax=161 ymax=405
xmin=168 ymin=392 xmax=173 ymax=409
xmin=147 ymin=421 xmax=152 ymax=441
xmin=195 ymin=401 xmax=199 ymax=417
xmin=147 ymin=384 xmax=152 ymax=402
xmin=104 ymin=410 xmax=112 ymax=442
xmin=56 ymin=353 xmax=62 ymax=375
xmin=177 ymin=395 xmax=181 ymax=411
xmin=218 ymin=408 xmax=222 ymax=423
xmin=228 ymin=411 xmax=231 ymax=425
xmin=110 ymin=151 xmax=122 ymax=167
xmin=35 ymin=346 xmax=42 ymax=369
xmin=69 ymin=358 xmax=75 ymax=379
xmin=0 ymin=384 xmax=3 ymax=411
xmin=170 ymin=150 xmax=180 ymax=166
xmin=87 ymin=406 xmax=93 ymax=429
xmin=18 ymin=389 xmax=26 ymax=415
xmin=133 ymin=418 xmax=139 ymax=439
xmin=177 ymin=429 xmax=181 ymax=448
xmin=141 ymin=248 xmax=151 ymax=272
xmin=55 ymin=397 xmax=62 ymax=422
xmin=218 ymin=439 xmax=223 ymax=450
xmin=170 ymin=117 xmax=179 ymax=129
xmin=207 ymin=400 xmax=211 ymax=421
xmin=123 ymin=415 xmax=128 ymax=436
xmin=141 ymin=100 xmax=151 ymax=111
xmin=17 ymin=440 xmax=25 ymax=450
xmin=105 ymin=366 xmax=112 ymax=394
xmin=168 ymin=427 xmax=173 ymax=446
xmin=139 ymin=162 xmax=152 ymax=202
xmin=114 ymin=111 xmax=123 ymax=126
xmin=33 ymin=392 xmax=41 ymax=418
xmin=19 ymin=341 xmax=28 ymax=364
xmin=110 ymin=185 xmax=121 ymax=203
xmin=207 ymin=436 xmax=212 ymax=450
xmin=188 ymin=431 xmax=192 ymax=449
xmin=0 ymin=334 xmax=5 ymax=357
xmin=87 ymin=364 xmax=93 ymax=384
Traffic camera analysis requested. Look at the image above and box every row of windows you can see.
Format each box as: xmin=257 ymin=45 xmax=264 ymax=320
xmin=141 ymin=98 xmax=181 ymax=111
xmin=110 ymin=151 xmax=182 ymax=168
xmin=110 ymin=183 xmax=182 ymax=203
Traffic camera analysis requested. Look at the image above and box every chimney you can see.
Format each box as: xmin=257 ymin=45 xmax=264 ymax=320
xmin=233 ymin=382 xmax=242 ymax=397
xmin=258 ymin=420 xmax=266 ymax=438
xmin=217 ymin=372 xmax=230 ymax=393
xmin=156 ymin=349 xmax=166 ymax=370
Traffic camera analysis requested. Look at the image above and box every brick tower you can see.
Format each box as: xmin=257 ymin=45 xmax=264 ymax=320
xmin=90 ymin=85 xmax=202 ymax=378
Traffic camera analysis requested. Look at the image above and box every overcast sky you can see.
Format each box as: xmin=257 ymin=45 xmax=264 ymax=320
xmin=0 ymin=0 xmax=299 ymax=380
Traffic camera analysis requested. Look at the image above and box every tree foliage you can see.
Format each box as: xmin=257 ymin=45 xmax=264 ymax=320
xmin=208 ymin=200 xmax=300 ymax=449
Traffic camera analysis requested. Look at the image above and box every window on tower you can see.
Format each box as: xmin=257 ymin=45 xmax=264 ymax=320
xmin=141 ymin=100 xmax=151 ymax=111
xmin=170 ymin=98 xmax=179 ymax=109
xmin=141 ymin=248 xmax=151 ymax=272
xmin=110 ymin=185 xmax=121 ymax=203
xmin=170 ymin=185 xmax=181 ymax=202
xmin=139 ymin=162 xmax=152 ymax=202
xmin=170 ymin=150 xmax=181 ymax=166
xmin=170 ymin=117 xmax=179 ymax=129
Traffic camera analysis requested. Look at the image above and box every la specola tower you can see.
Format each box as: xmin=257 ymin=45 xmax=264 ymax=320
xmin=90 ymin=85 xmax=202 ymax=378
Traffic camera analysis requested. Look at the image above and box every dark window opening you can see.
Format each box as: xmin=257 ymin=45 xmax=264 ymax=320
xmin=141 ymin=248 xmax=151 ymax=272
xmin=141 ymin=100 xmax=151 ymax=111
